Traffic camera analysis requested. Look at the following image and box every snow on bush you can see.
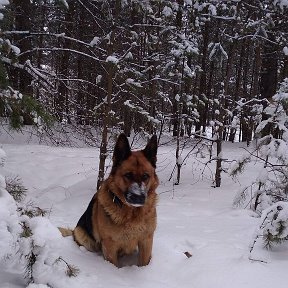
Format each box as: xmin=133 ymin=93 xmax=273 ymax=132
xmin=0 ymin=146 xmax=21 ymax=259
xmin=250 ymin=202 xmax=288 ymax=259
xmin=260 ymin=202 xmax=288 ymax=248
xmin=232 ymin=79 xmax=288 ymax=250
xmin=20 ymin=216 xmax=80 ymax=286
xmin=0 ymin=180 xmax=21 ymax=259
xmin=0 ymin=146 xmax=79 ymax=287
xmin=4 ymin=39 xmax=21 ymax=55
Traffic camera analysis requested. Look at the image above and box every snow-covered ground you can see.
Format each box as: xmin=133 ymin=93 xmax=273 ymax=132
xmin=1 ymin=132 xmax=288 ymax=288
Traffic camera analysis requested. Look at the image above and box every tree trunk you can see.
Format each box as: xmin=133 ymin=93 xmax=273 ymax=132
xmin=259 ymin=37 xmax=278 ymax=138
xmin=54 ymin=3 xmax=75 ymax=122
xmin=251 ymin=44 xmax=261 ymax=98
xmin=9 ymin=0 xmax=33 ymax=96
xmin=234 ymin=39 xmax=245 ymax=101
xmin=215 ymin=134 xmax=222 ymax=188
xmin=260 ymin=42 xmax=278 ymax=100
xmin=242 ymin=39 xmax=250 ymax=98
xmin=175 ymin=103 xmax=183 ymax=185
xmin=97 ymin=33 xmax=114 ymax=190
xmin=281 ymin=55 xmax=288 ymax=81
xmin=196 ymin=22 xmax=210 ymax=134
xmin=123 ymin=104 xmax=132 ymax=137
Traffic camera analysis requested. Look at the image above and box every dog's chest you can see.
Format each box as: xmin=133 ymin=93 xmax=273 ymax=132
xmin=104 ymin=203 xmax=156 ymax=237
xmin=121 ymin=221 xmax=147 ymax=241
xmin=113 ymin=220 xmax=154 ymax=255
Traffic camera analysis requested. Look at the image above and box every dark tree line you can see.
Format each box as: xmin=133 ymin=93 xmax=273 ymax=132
xmin=1 ymin=1 xmax=287 ymax=138
xmin=0 ymin=1 xmax=287 ymax=186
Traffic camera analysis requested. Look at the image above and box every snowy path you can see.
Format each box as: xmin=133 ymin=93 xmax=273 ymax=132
xmin=1 ymin=142 xmax=288 ymax=288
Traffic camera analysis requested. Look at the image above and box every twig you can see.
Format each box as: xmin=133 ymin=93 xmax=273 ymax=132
xmin=249 ymin=209 xmax=274 ymax=260
xmin=248 ymin=256 xmax=268 ymax=264
xmin=241 ymin=147 xmax=286 ymax=168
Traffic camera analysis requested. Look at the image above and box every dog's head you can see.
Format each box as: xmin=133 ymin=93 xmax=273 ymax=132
xmin=110 ymin=134 xmax=158 ymax=207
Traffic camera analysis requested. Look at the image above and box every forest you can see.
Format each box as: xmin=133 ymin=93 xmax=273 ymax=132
xmin=1 ymin=1 xmax=288 ymax=287
xmin=0 ymin=0 xmax=287 ymax=137
xmin=1 ymin=0 xmax=288 ymax=187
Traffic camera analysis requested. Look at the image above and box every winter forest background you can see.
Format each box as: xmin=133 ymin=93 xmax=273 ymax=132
xmin=1 ymin=0 xmax=288 ymax=185
xmin=1 ymin=0 xmax=288 ymax=287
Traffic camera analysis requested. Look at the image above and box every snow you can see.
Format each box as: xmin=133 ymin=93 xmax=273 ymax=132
xmin=275 ymin=0 xmax=288 ymax=9
xmin=1 ymin=132 xmax=288 ymax=288
xmin=176 ymin=156 xmax=183 ymax=165
xmin=0 ymin=185 xmax=21 ymax=260
xmin=260 ymin=202 xmax=288 ymax=238
xmin=106 ymin=55 xmax=119 ymax=65
xmin=175 ymin=94 xmax=180 ymax=101
xmin=126 ymin=78 xmax=142 ymax=88
xmin=209 ymin=43 xmax=228 ymax=62
xmin=28 ymin=217 xmax=62 ymax=247
xmin=121 ymin=0 xmax=128 ymax=8
xmin=4 ymin=39 xmax=20 ymax=55
xmin=0 ymin=0 xmax=9 ymax=6
xmin=96 ymin=75 xmax=102 ymax=84
xmin=124 ymin=99 xmax=135 ymax=109
xmin=59 ymin=0 xmax=69 ymax=9
xmin=89 ymin=36 xmax=100 ymax=47
xmin=124 ymin=51 xmax=133 ymax=60
xmin=208 ymin=4 xmax=217 ymax=16
xmin=283 ymin=46 xmax=288 ymax=56
xmin=0 ymin=146 xmax=6 ymax=167
xmin=0 ymin=0 xmax=8 ymax=19
xmin=256 ymin=168 xmax=268 ymax=183
xmin=162 ymin=6 xmax=173 ymax=17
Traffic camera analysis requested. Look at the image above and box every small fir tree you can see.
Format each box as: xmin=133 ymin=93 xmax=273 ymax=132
xmin=231 ymin=78 xmax=288 ymax=249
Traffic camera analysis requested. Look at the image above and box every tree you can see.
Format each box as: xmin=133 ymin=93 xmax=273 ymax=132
xmin=1 ymin=0 xmax=288 ymax=190
xmin=6 ymin=0 xmax=33 ymax=103
xmin=230 ymin=78 xmax=288 ymax=259
xmin=232 ymin=79 xmax=288 ymax=209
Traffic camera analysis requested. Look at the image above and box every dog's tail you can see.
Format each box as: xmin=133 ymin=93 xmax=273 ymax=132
xmin=58 ymin=227 xmax=73 ymax=237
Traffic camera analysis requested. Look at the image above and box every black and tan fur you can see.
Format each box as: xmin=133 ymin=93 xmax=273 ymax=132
xmin=60 ymin=134 xmax=158 ymax=267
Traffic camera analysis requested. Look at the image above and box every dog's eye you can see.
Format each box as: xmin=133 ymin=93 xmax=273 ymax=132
xmin=142 ymin=173 xmax=150 ymax=181
xmin=124 ymin=172 xmax=134 ymax=181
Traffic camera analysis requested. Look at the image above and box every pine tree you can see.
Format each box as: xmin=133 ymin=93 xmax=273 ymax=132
xmin=232 ymin=79 xmax=288 ymax=250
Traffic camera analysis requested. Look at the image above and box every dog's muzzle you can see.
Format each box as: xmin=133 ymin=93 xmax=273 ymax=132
xmin=125 ymin=183 xmax=148 ymax=207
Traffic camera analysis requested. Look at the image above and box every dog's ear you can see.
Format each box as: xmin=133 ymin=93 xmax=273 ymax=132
xmin=143 ymin=135 xmax=158 ymax=167
xmin=112 ymin=133 xmax=131 ymax=168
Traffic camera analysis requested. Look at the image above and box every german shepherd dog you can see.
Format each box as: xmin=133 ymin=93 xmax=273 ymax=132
xmin=60 ymin=134 xmax=158 ymax=267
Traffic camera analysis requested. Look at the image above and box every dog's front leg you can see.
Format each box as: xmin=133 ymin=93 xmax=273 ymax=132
xmin=102 ymin=238 xmax=119 ymax=267
xmin=138 ymin=234 xmax=153 ymax=266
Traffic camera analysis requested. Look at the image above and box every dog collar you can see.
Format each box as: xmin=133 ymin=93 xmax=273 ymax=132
xmin=109 ymin=190 xmax=123 ymax=208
